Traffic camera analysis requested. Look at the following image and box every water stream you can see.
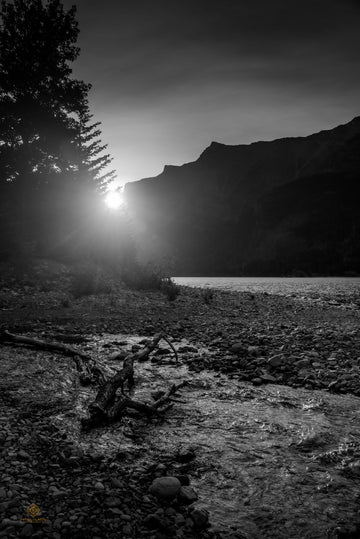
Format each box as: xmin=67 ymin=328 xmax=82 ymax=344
xmin=53 ymin=335 xmax=360 ymax=539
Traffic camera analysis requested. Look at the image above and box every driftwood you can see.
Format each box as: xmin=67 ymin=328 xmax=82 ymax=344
xmin=1 ymin=329 xmax=186 ymax=431
xmin=0 ymin=329 xmax=105 ymax=384
xmin=82 ymin=333 xmax=184 ymax=430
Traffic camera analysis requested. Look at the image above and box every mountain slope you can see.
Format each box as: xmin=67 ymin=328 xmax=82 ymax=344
xmin=125 ymin=117 xmax=360 ymax=275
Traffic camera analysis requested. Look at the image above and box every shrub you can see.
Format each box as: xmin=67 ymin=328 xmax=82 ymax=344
xmin=160 ymin=277 xmax=180 ymax=301
xmin=69 ymin=263 xmax=114 ymax=298
xmin=121 ymin=263 xmax=163 ymax=290
xmin=202 ymin=288 xmax=214 ymax=304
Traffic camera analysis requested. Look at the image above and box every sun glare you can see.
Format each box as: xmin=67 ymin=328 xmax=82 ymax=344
xmin=104 ymin=189 xmax=124 ymax=210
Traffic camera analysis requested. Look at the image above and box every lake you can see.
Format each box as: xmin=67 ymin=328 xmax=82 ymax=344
xmin=173 ymin=276 xmax=360 ymax=302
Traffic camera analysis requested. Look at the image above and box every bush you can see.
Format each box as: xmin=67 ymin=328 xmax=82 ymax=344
xmin=121 ymin=263 xmax=163 ymax=291
xmin=122 ymin=263 xmax=180 ymax=300
xmin=69 ymin=263 xmax=114 ymax=298
xmin=202 ymin=288 xmax=214 ymax=304
xmin=160 ymin=277 xmax=180 ymax=301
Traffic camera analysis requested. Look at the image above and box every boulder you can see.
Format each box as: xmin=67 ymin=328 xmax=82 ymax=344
xmin=149 ymin=477 xmax=181 ymax=501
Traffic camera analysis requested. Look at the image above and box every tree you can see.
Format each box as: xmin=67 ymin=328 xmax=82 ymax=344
xmin=0 ymin=0 xmax=115 ymax=253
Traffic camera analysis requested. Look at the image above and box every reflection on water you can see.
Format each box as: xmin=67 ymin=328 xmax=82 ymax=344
xmin=173 ymin=276 xmax=360 ymax=301
xmin=54 ymin=335 xmax=360 ymax=539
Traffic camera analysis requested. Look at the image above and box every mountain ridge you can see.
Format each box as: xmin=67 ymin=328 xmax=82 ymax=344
xmin=125 ymin=116 xmax=360 ymax=276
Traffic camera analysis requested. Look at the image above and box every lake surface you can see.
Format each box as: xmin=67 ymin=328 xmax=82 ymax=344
xmin=173 ymin=277 xmax=360 ymax=302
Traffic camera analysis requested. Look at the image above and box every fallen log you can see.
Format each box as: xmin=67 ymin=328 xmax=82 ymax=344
xmin=1 ymin=329 xmax=186 ymax=431
xmin=0 ymin=330 xmax=105 ymax=385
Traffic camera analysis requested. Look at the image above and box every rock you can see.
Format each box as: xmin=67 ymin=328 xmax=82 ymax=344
xmin=20 ymin=523 xmax=33 ymax=537
xmin=260 ymin=373 xmax=277 ymax=383
xmin=295 ymin=358 xmax=311 ymax=368
xmin=268 ymin=354 xmax=284 ymax=367
xmin=155 ymin=463 xmax=167 ymax=476
xmin=143 ymin=513 xmax=164 ymax=529
xmin=94 ymin=482 xmax=105 ymax=491
xmin=178 ymin=486 xmax=198 ymax=505
xmin=230 ymin=343 xmax=244 ymax=354
xmin=175 ymin=475 xmax=190 ymax=486
xmin=190 ymin=507 xmax=209 ymax=529
xmin=251 ymin=377 xmax=263 ymax=386
xmin=180 ymin=345 xmax=198 ymax=353
xmin=105 ymin=497 xmax=122 ymax=507
xmin=110 ymin=476 xmax=123 ymax=488
xmin=18 ymin=450 xmax=31 ymax=460
xmin=176 ymin=448 xmax=196 ymax=463
xmin=149 ymin=477 xmax=181 ymax=501
xmin=0 ymin=488 xmax=6 ymax=499
xmin=109 ymin=350 xmax=127 ymax=361
xmin=175 ymin=514 xmax=186 ymax=526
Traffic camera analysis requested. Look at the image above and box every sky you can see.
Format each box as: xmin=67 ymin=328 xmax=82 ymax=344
xmin=63 ymin=0 xmax=360 ymax=186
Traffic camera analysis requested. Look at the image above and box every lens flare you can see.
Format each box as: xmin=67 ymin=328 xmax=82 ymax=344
xmin=104 ymin=189 xmax=124 ymax=210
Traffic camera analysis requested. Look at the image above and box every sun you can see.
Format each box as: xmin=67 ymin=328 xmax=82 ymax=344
xmin=104 ymin=189 xmax=124 ymax=210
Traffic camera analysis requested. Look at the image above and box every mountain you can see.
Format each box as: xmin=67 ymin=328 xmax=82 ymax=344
xmin=124 ymin=117 xmax=360 ymax=276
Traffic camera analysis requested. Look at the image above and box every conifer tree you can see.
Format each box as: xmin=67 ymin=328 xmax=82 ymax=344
xmin=0 ymin=0 xmax=115 ymax=251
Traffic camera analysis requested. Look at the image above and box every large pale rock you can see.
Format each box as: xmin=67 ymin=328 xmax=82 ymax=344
xmin=149 ymin=477 xmax=181 ymax=501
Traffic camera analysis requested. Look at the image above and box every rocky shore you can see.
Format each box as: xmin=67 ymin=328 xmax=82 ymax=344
xmin=1 ymin=266 xmax=360 ymax=538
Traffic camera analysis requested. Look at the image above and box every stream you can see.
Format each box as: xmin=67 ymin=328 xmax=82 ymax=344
xmin=50 ymin=334 xmax=360 ymax=539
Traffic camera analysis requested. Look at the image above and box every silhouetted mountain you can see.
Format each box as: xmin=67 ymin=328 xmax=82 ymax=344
xmin=125 ymin=117 xmax=360 ymax=276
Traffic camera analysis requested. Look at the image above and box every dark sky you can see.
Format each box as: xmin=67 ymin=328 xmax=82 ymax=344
xmin=64 ymin=0 xmax=360 ymax=185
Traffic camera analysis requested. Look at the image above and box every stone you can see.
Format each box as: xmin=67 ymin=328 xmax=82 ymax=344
xmin=268 ymin=354 xmax=284 ymax=367
xmin=177 ymin=486 xmax=198 ymax=505
xmin=260 ymin=374 xmax=277 ymax=383
xmin=18 ymin=450 xmax=31 ymax=460
xmin=295 ymin=358 xmax=311 ymax=368
xmin=143 ymin=513 xmax=163 ymax=529
xmin=20 ymin=523 xmax=33 ymax=537
xmin=190 ymin=508 xmax=209 ymax=529
xmin=176 ymin=448 xmax=195 ymax=463
xmin=175 ymin=475 xmax=190 ymax=486
xmin=149 ymin=477 xmax=181 ymax=501
xmin=110 ymin=477 xmax=123 ymax=488
xmin=230 ymin=343 xmax=244 ymax=354
xmin=0 ymin=488 xmax=6 ymax=499
xmin=105 ymin=497 xmax=122 ymax=507
xmin=94 ymin=482 xmax=105 ymax=491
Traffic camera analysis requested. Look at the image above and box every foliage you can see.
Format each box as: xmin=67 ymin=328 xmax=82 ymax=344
xmin=121 ymin=263 xmax=164 ymax=291
xmin=69 ymin=263 xmax=114 ymax=298
xmin=0 ymin=0 xmax=115 ymax=252
xmin=122 ymin=262 xmax=181 ymax=300
xmin=202 ymin=288 xmax=214 ymax=304
xmin=160 ymin=277 xmax=180 ymax=301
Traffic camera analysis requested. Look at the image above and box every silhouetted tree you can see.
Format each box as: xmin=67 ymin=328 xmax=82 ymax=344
xmin=0 ymin=0 xmax=115 ymax=253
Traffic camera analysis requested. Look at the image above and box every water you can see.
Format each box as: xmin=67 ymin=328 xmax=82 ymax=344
xmin=5 ymin=333 xmax=360 ymax=538
xmin=50 ymin=335 xmax=360 ymax=539
xmin=173 ymin=277 xmax=360 ymax=303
